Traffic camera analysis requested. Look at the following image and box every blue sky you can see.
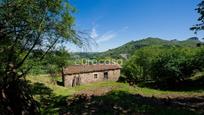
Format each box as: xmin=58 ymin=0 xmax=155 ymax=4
xmin=68 ymin=0 xmax=204 ymax=52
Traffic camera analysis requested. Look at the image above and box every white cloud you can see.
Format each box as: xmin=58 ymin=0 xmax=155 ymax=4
xmin=96 ymin=32 xmax=116 ymax=43
xmin=90 ymin=25 xmax=128 ymax=43
xmin=90 ymin=27 xmax=98 ymax=38
xmin=90 ymin=27 xmax=116 ymax=43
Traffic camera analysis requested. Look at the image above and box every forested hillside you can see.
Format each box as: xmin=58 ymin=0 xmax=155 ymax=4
xmin=74 ymin=37 xmax=201 ymax=59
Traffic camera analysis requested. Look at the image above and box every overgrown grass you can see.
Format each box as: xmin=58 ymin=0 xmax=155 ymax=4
xmin=27 ymin=75 xmax=204 ymax=97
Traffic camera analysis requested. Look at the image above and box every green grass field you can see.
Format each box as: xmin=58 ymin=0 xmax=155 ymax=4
xmin=27 ymin=75 xmax=204 ymax=114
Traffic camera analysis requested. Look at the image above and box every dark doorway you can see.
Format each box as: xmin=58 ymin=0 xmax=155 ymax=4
xmin=104 ymin=72 xmax=108 ymax=80
xmin=72 ymin=75 xmax=81 ymax=87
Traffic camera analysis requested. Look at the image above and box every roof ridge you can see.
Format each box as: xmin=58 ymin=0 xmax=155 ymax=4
xmin=63 ymin=64 xmax=121 ymax=75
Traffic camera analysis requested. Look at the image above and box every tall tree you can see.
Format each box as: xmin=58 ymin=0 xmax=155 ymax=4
xmin=0 ymin=0 xmax=85 ymax=114
xmin=191 ymin=0 xmax=204 ymax=33
xmin=46 ymin=47 xmax=71 ymax=85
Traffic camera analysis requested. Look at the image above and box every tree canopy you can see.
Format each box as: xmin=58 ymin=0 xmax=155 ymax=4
xmin=0 ymin=0 xmax=85 ymax=114
xmin=191 ymin=0 xmax=204 ymax=33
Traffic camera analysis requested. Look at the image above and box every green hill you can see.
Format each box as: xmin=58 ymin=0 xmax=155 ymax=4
xmin=73 ymin=37 xmax=201 ymax=59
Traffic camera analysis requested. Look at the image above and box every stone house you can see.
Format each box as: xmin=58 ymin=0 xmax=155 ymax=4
xmin=62 ymin=64 xmax=121 ymax=87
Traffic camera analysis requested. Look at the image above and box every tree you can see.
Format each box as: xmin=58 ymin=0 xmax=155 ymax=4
xmin=122 ymin=46 xmax=166 ymax=83
xmin=0 ymin=0 xmax=85 ymax=114
xmin=122 ymin=59 xmax=141 ymax=84
xmin=191 ymin=0 xmax=204 ymax=33
xmin=150 ymin=48 xmax=198 ymax=85
xmin=122 ymin=45 xmax=202 ymax=87
xmin=46 ymin=47 xmax=71 ymax=85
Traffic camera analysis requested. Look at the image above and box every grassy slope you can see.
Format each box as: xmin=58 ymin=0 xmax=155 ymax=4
xmin=27 ymin=75 xmax=204 ymax=114
xmin=27 ymin=75 xmax=204 ymax=97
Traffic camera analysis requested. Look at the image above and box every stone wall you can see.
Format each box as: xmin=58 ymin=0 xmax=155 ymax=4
xmin=64 ymin=69 xmax=120 ymax=87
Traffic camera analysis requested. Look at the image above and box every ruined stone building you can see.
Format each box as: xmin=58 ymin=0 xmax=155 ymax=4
xmin=62 ymin=64 xmax=121 ymax=87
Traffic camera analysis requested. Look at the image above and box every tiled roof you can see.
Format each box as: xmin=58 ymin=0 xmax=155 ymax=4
xmin=63 ymin=64 xmax=121 ymax=75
